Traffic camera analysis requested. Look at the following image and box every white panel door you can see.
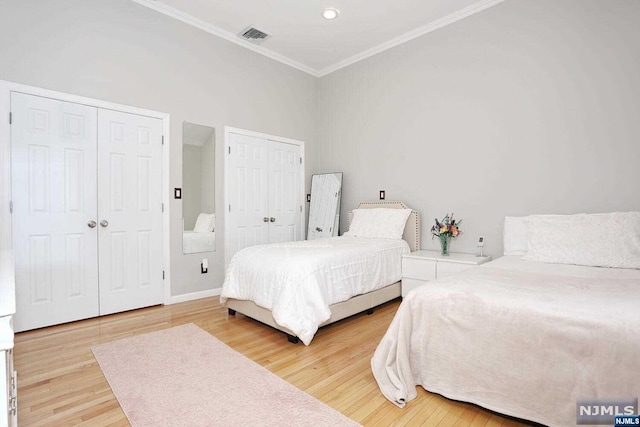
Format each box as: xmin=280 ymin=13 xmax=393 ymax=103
xmin=227 ymin=133 xmax=269 ymax=260
xmin=97 ymin=109 xmax=163 ymax=315
xmin=11 ymin=93 xmax=99 ymax=332
xmin=267 ymin=141 xmax=301 ymax=244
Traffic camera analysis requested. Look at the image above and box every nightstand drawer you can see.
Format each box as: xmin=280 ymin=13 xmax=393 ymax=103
xmin=402 ymin=278 xmax=428 ymax=297
xmin=402 ymin=258 xmax=436 ymax=281
xmin=436 ymin=262 xmax=472 ymax=279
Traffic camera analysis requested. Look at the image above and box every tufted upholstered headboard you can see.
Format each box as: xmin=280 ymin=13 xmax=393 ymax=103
xmin=346 ymin=201 xmax=421 ymax=252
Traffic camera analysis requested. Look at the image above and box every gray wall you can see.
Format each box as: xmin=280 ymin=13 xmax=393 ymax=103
xmin=2 ymin=0 xmax=639 ymax=296
xmin=317 ymin=0 xmax=640 ymax=256
xmin=0 ymin=0 xmax=317 ymax=296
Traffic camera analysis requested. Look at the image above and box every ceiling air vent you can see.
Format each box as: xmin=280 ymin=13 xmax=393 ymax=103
xmin=238 ymin=26 xmax=271 ymax=44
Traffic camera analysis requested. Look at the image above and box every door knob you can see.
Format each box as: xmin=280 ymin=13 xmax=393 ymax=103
xmin=100 ymin=220 xmax=109 ymax=228
xmin=263 ymin=217 xmax=269 ymax=222
xmin=270 ymin=217 xmax=276 ymax=222
xmin=87 ymin=220 xmax=97 ymax=228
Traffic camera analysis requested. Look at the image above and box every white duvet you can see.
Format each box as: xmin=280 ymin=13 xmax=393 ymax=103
xmin=221 ymin=236 xmax=410 ymax=345
xmin=372 ymin=256 xmax=640 ymax=427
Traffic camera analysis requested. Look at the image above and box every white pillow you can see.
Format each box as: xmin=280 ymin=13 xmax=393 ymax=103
xmin=345 ymin=208 xmax=411 ymax=239
xmin=523 ymin=212 xmax=640 ymax=269
xmin=194 ymin=213 xmax=215 ymax=233
xmin=503 ymin=215 xmax=577 ymax=256
xmin=503 ymin=216 xmax=529 ymax=256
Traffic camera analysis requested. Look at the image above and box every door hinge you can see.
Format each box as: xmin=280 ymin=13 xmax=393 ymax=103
xmin=9 ymin=395 xmax=16 ymax=417
xmin=300 ymin=205 xmax=302 ymax=212
xmin=161 ymin=202 xmax=164 ymax=212
xmin=9 ymin=201 xmax=13 ymax=214
xmin=299 ymin=157 xmax=302 ymax=164
xmin=9 ymin=369 xmax=16 ymax=416
xmin=161 ymin=135 xmax=164 ymax=145
xmin=228 ymin=204 xmax=231 ymax=212
xmin=162 ymin=270 xmax=165 ymax=280
xmin=9 ymin=112 xmax=12 ymax=125
xmin=228 ymin=146 xmax=231 ymax=155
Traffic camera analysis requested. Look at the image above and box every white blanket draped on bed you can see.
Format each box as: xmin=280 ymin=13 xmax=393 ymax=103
xmin=371 ymin=256 xmax=640 ymax=427
xmin=221 ymin=236 xmax=409 ymax=345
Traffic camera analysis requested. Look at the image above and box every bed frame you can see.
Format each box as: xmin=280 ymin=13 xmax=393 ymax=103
xmin=226 ymin=201 xmax=421 ymax=343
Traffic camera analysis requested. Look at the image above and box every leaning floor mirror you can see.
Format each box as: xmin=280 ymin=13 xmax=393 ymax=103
xmin=307 ymin=173 xmax=343 ymax=240
xmin=182 ymin=122 xmax=216 ymax=254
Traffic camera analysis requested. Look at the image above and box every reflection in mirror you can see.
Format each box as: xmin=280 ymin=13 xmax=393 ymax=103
xmin=307 ymin=173 xmax=343 ymax=240
xmin=182 ymin=122 xmax=216 ymax=254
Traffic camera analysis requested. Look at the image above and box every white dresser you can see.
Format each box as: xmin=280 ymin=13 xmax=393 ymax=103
xmin=0 ymin=251 xmax=17 ymax=427
xmin=401 ymin=250 xmax=491 ymax=297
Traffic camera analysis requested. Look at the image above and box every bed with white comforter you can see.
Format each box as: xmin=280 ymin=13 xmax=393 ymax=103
xmin=372 ymin=255 xmax=640 ymax=427
xmin=221 ymin=236 xmax=410 ymax=345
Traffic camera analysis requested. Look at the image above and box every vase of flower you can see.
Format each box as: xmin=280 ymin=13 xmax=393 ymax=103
xmin=439 ymin=235 xmax=450 ymax=256
xmin=431 ymin=213 xmax=462 ymax=256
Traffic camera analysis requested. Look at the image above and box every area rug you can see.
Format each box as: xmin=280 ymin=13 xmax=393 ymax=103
xmin=92 ymin=323 xmax=360 ymax=427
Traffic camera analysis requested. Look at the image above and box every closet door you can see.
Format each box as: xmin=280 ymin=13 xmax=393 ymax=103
xmin=226 ymin=132 xmax=303 ymax=261
xmin=97 ymin=110 xmax=163 ymax=315
xmin=267 ymin=141 xmax=301 ymax=243
xmin=11 ymin=93 xmax=99 ymax=332
xmin=227 ymin=132 xmax=269 ymax=259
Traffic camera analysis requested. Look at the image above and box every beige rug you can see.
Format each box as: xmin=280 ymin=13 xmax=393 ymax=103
xmin=92 ymin=323 xmax=360 ymax=427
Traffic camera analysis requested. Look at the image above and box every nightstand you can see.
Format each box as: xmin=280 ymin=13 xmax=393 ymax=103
xmin=401 ymin=250 xmax=492 ymax=297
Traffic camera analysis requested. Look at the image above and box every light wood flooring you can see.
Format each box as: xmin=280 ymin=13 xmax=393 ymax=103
xmin=14 ymin=297 xmax=532 ymax=426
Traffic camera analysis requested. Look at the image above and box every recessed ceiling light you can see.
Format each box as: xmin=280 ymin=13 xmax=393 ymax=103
xmin=323 ymin=7 xmax=340 ymax=20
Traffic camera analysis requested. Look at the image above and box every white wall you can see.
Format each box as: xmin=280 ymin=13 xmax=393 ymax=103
xmin=317 ymin=0 xmax=640 ymax=256
xmin=0 ymin=0 xmax=317 ymax=297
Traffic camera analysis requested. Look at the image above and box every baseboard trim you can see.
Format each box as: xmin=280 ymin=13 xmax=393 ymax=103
xmin=167 ymin=288 xmax=221 ymax=305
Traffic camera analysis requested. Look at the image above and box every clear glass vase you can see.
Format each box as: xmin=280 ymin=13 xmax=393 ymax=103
xmin=439 ymin=235 xmax=450 ymax=256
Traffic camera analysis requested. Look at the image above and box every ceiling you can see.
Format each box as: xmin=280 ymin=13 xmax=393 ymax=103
xmin=132 ymin=0 xmax=504 ymax=77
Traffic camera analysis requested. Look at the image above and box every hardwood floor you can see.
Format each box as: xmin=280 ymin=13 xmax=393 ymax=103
xmin=14 ymin=297 xmax=531 ymax=426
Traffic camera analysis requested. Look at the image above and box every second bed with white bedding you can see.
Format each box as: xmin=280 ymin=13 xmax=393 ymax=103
xmin=371 ymin=256 xmax=640 ymax=427
xmin=221 ymin=236 xmax=410 ymax=345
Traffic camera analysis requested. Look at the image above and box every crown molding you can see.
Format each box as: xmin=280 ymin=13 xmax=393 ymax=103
xmin=129 ymin=0 xmax=321 ymax=77
xmin=130 ymin=0 xmax=505 ymax=78
xmin=317 ymin=0 xmax=506 ymax=76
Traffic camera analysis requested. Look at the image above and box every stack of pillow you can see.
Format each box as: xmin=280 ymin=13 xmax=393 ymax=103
xmin=504 ymin=212 xmax=640 ymax=269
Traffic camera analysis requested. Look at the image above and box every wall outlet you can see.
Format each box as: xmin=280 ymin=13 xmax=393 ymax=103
xmin=201 ymin=258 xmax=208 ymax=274
xmin=379 ymin=190 xmax=385 ymax=200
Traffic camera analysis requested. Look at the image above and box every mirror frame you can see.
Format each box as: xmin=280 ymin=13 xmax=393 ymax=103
xmin=307 ymin=172 xmax=343 ymax=240
xmin=182 ymin=121 xmax=216 ymax=254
